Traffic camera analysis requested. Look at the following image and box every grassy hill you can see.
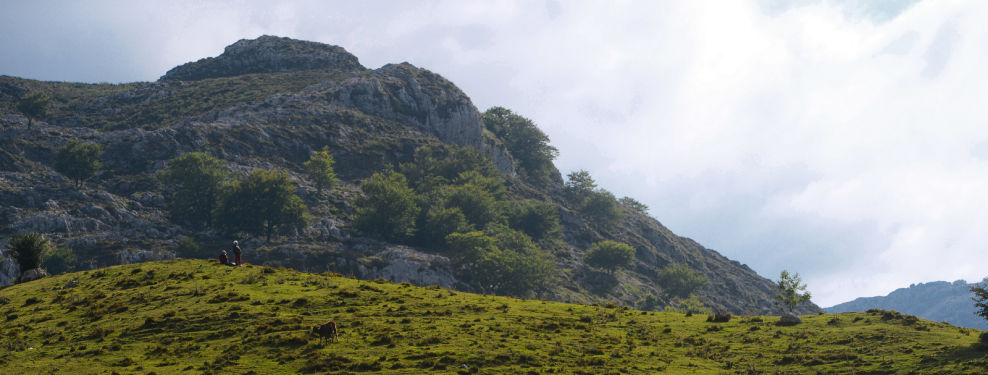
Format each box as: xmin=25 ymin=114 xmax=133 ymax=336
xmin=1 ymin=260 xmax=984 ymax=374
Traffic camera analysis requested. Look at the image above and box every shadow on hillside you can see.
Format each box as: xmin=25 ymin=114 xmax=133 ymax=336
xmin=929 ymin=340 xmax=988 ymax=367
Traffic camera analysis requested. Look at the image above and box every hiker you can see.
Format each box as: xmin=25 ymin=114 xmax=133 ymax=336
xmin=231 ymin=240 xmax=243 ymax=266
xmin=219 ymin=250 xmax=231 ymax=265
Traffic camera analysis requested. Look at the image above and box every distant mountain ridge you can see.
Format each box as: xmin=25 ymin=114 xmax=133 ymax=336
xmin=825 ymin=280 xmax=987 ymax=330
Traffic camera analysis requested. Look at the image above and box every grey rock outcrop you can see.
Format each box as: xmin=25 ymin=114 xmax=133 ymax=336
xmin=779 ymin=312 xmax=802 ymax=325
xmin=18 ymin=267 xmax=47 ymax=283
xmin=160 ymin=35 xmax=366 ymax=81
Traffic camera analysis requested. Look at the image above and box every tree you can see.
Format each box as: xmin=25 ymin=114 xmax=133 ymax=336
xmin=619 ymin=196 xmax=649 ymax=215
xmin=214 ymin=169 xmax=309 ymax=242
xmin=582 ymin=189 xmax=623 ymax=228
xmin=564 ymin=170 xmax=597 ymax=200
xmin=17 ymin=91 xmax=51 ymax=128
xmin=972 ymin=277 xmax=988 ymax=322
xmin=354 ymin=170 xmax=420 ymax=242
xmin=564 ymin=170 xmax=623 ymax=227
xmin=584 ymin=240 xmax=635 ymax=274
xmin=505 ymin=200 xmax=561 ymax=242
xmin=445 ymin=226 xmax=553 ymax=296
xmin=440 ymin=183 xmax=502 ymax=228
xmin=482 ymin=107 xmax=560 ymax=186
xmin=419 ymin=207 xmax=470 ymax=248
xmin=303 ymin=146 xmax=338 ymax=194
xmin=776 ymin=270 xmax=812 ymax=313
xmin=42 ymin=246 xmax=77 ymax=275
xmin=157 ymin=152 xmax=228 ymax=227
xmin=658 ymin=264 xmax=709 ymax=299
xmin=8 ymin=233 xmax=49 ymax=272
xmin=54 ymin=139 xmax=103 ymax=186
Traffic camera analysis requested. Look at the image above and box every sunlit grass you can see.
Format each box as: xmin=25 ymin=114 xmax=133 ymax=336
xmin=0 ymin=259 xmax=984 ymax=374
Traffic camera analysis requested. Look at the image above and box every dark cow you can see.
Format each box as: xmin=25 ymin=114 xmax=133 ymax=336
xmin=312 ymin=321 xmax=338 ymax=344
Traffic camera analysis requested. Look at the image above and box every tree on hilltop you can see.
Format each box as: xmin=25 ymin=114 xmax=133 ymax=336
xmin=54 ymin=139 xmax=103 ymax=186
xmin=972 ymin=277 xmax=988 ymax=322
xmin=776 ymin=270 xmax=812 ymax=313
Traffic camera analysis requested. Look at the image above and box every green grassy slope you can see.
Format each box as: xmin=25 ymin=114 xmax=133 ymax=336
xmin=1 ymin=261 xmax=985 ymax=374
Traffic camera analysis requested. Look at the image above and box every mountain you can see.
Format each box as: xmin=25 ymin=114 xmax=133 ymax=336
xmin=826 ymin=280 xmax=988 ymax=330
xmin=0 ymin=260 xmax=984 ymax=373
xmin=0 ymin=35 xmax=818 ymax=314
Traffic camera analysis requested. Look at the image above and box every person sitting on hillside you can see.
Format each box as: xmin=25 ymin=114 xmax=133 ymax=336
xmin=219 ymin=250 xmax=231 ymax=266
xmin=231 ymin=240 xmax=243 ymax=266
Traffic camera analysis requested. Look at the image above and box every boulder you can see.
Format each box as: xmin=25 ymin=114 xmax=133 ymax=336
xmin=779 ymin=312 xmax=802 ymax=326
xmin=18 ymin=268 xmax=48 ymax=283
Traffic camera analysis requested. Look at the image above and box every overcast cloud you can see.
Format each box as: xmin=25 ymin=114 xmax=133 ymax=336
xmin=2 ymin=0 xmax=985 ymax=306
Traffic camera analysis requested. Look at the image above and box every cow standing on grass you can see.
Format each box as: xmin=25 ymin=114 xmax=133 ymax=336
xmin=313 ymin=321 xmax=338 ymax=344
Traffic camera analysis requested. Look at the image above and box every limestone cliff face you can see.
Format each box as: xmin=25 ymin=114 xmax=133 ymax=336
xmin=160 ymin=35 xmax=366 ymax=81
xmin=0 ymin=36 xmax=811 ymax=314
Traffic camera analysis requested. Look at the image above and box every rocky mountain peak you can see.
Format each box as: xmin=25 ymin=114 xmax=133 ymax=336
xmin=159 ymin=35 xmax=365 ymax=81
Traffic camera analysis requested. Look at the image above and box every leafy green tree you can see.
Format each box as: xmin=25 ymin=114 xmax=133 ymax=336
xmin=214 ymin=169 xmax=309 ymax=242
xmin=157 ymin=152 xmax=228 ymax=227
xmin=564 ymin=170 xmax=597 ymax=201
xmin=41 ymin=246 xmax=77 ymax=275
xmin=619 ymin=196 xmax=650 ymax=215
xmin=400 ymin=145 xmax=500 ymax=194
xmin=8 ymin=233 xmax=48 ymax=272
xmin=419 ymin=207 xmax=471 ymax=248
xmin=54 ymin=140 xmax=103 ymax=186
xmin=582 ymin=189 xmax=623 ymax=228
xmin=303 ymin=146 xmax=338 ymax=194
xmin=564 ymin=170 xmax=623 ymax=227
xmin=972 ymin=278 xmax=988 ymax=322
xmin=445 ymin=225 xmax=553 ymax=296
xmin=440 ymin=183 xmax=502 ymax=228
xmin=17 ymin=91 xmax=51 ymax=128
xmin=505 ymin=200 xmax=561 ymax=242
xmin=584 ymin=240 xmax=635 ymax=274
xmin=776 ymin=270 xmax=812 ymax=313
xmin=658 ymin=264 xmax=709 ymax=299
xmin=482 ymin=107 xmax=560 ymax=186
xmin=355 ymin=170 xmax=420 ymax=242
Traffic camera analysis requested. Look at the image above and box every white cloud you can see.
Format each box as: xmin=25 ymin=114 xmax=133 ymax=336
xmin=1 ymin=0 xmax=986 ymax=306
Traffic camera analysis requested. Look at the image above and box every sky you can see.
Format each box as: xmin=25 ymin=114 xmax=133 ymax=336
xmin=2 ymin=0 xmax=986 ymax=306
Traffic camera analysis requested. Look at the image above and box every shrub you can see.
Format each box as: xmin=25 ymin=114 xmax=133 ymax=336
xmin=419 ymin=207 xmax=471 ymax=248
xmin=214 ymin=169 xmax=309 ymax=242
xmin=42 ymin=246 xmax=77 ymax=275
xmin=355 ymin=170 xmax=419 ymax=242
xmin=8 ymin=232 xmax=49 ymax=272
xmin=657 ymin=264 xmax=709 ymax=299
xmin=54 ymin=140 xmax=103 ymax=186
xmin=482 ymin=107 xmax=560 ymax=186
xmin=584 ymin=241 xmax=635 ymax=274
xmin=303 ymin=146 xmax=338 ymax=194
xmin=157 ymin=152 xmax=228 ymax=227
xmin=505 ymin=200 xmax=561 ymax=242
xmin=707 ymin=312 xmax=732 ymax=323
